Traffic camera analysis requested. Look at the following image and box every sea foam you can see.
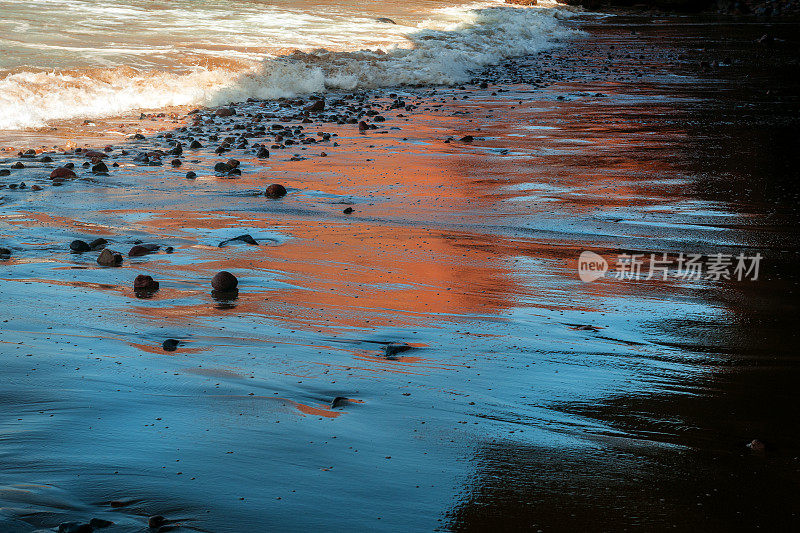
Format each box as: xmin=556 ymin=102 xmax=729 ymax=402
xmin=0 ymin=1 xmax=580 ymax=131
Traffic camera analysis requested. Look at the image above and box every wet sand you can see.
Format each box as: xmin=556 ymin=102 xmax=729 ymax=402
xmin=2 ymin=13 xmax=800 ymax=533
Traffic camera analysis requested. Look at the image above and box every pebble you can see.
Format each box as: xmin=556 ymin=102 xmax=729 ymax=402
xmin=70 ymin=240 xmax=91 ymax=252
xmin=211 ymin=271 xmax=238 ymax=291
xmin=97 ymin=248 xmax=123 ymax=266
xmin=51 ymin=167 xmax=77 ymax=179
xmin=133 ymin=274 xmax=160 ymax=293
xmin=162 ymin=339 xmax=180 ymax=352
xmin=218 ymin=234 xmax=258 ymax=247
xmin=265 ymin=184 xmax=287 ymax=198
xmin=129 ymin=244 xmax=160 ymax=257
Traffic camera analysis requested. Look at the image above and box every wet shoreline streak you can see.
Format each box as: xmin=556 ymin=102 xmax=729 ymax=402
xmin=2 ymin=11 xmax=800 ymax=533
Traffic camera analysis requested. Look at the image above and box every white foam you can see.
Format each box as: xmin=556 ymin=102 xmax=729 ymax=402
xmin=0 ymin=3 xmax=581 ymax=130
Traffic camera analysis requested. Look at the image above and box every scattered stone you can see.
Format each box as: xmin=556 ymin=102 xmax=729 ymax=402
xmin=148 ymin=516 xmax=167 ymax=529
xmin=89 ymin=518 xmax=114 ymax=528
xmin=70 ymin=240 xmax=91 ymax=252
xmin=92 ymin=161 xmax=109 ymax=173
xmin=162 ymin=339 xmax=179 ymax=352
xmin=129 ymin=244 xmax=160 ymax=257
xmin=51 ymin=167 xmax=77 ymax=179
xmin=90 ymin=238 xmax=108 ymax=250
xmin=211 ymin=271 xmax=238 ymax=291
xmin=265 ymin=184 xmax=287 ymax=198
xmin=185 ymin=171 xmax=197 ymax=179
xmin=460 ymin=135 xmax=474 ymax=142
xmin=0 ymin=169 xmax=10 ymax=176
xmin=218 ymin=234 xmax=258 ymax=247
xmin=97 ymin=248 xmax=123 ymax=266
xmin=133 ymin=274 xmax=160 ymax=294
xmin=215 ymin=107 xmax=236 ymax=117
xmin=257 ymin=147 xmax=270 ymax=158
xmin=343 ymin=207 xmax=354 ymax=214
xmin=385 ymin=343 xmax=413 ymax=358
xmin=0 ymin=247 xmax=11 ymax=258
xmin=358 ymin=120 xmax=369 ymax=132
xmin=189 ymin=140 xmax=202 ymax=149
xmin=376 ymin=17 xmax=396 ymax=24
xmin=83 ymin=150 xmax=106 ymax=159
xmin=171 ymin=159 xmax=182 ymax=167
xmin=305 ymin=99 xmax=325 ymax=113
xmin=11 ymin=162 xmax=24 ymax=169
xmin=31 ymin=184 xmax=42 ymax=191
xmin=331 ymin=396 xmax=350 ymax=408
xmin=214 ymin=162 xmax=233 ymax=173
xmin=747 ymin=439 xmax=766 ymax=452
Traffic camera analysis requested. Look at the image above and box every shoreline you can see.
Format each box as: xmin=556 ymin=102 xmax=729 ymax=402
xmin=2 ymin=11 xmax=800 ymax=533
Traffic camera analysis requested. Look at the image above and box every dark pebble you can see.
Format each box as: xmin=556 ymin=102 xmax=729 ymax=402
xmin=133 ymin=274 xmax=160 ymax=293
xmin=162 ymin=339 xmax=179 ymax=352
xmin=343 ymin=207 xmax=354 ymax=214
xmin=90 ymin=238 xmax=108 ymax=250
xmin=70 ymin=240 xmax=91 ymax=252
xmin=265 ymin=184 xmax=287 ymax=198
xmin=218 ymin=234 xmax=258 ymax=247
xmin=185 ymin=171 xmax=197 ymax=179
xmin=211 ymin=271 xmax=238 ymax=291
xmin=97 ymin=248 xmax=123 ymax=266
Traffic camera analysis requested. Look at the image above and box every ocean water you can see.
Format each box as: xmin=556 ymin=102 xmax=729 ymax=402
xmin=0 ymin=0 xmax=577 ymax=130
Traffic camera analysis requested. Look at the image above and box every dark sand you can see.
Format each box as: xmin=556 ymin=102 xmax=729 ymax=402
xmin=1 ymin=12 xmax=799 ymax=533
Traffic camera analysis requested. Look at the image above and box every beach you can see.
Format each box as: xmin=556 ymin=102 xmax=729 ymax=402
xmin=1 ymin=3 xmax=800 ymax=532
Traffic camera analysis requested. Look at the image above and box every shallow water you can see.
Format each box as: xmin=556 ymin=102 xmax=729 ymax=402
xmin=1 ymin=12 xmax=800 ymax=533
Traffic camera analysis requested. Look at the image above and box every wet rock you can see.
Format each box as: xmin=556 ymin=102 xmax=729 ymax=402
xmin=747 ymin=439 xmax=766 ymax=452
xmin=89 ymin=518 xmax=114 ymax=528
xmin=148 ymin=515 xmax=167 ymax=528
xmin=265 ymin=184 xmax=287 ymax=198
xmin=358 ymin=120 xmax=369 ymax=132
xmin=211 ymin=271 xmax=238 ymax=291
xmin=185 ymin=171 xmax=197 ymax=179
xmin=92 ymin=161 xmax=109 ymax=174
xmin=162 ymin=339 xmax=179 ymax=352
xmin=305 ymin=99 xmax=325 ymax=113
xmin=376 ymin=17 xmax=396 ymax=24
xmin=83 ymin=150 xmax=106 ymax=159
xmin=11 ymin=162 xmax=24 ymax=169
xmin=170 ymin=142 xmax=183 ymax=156
xmin=41 ymin=155 xmax=53 ymax=162
xmin=343 ymin=207 xmax=354 ymax=214
xmin=51 ymin=167 xmax=77 ymax=179
xmin=218 ymin=234 xmax=258 ymax=247
xmin=133 ymin=274 xmax=160 ymax=293
xmin=257 ymin=147 xmax=270 ymax=158
xmin=171 ymin=159 xmax=182 ymax=167
xmin=70 ymin=240 xmax=91 ymax=252
xmin=226 ymin=159 xmax=240 ymax=168
xmin=132 ymin=133 xmax=146 ymax=140
xmin=460 ymin=135 xmax=474 ymax=142
xmin=331 ymin=396 xmax=350 ymax=408
xmin=129 ymin=244 xmax=160 ymax=257
xmin=0 ymin=169 xmax=10 ymax=176
xmin=385 ymin=343 xmax=413 ymax=358
xmin=214 ymin=162 xmax=233 ymax=173
xmin=90 ymin=238 xmax=108 ymax=250
xmin=189 ymin=140 xmax=202 ymax=149
xmin=58 ymin=522 xmax=93 ymax=533
xmin=215 ymin=107 xmax=236 ymax=117
xmin=97 ymin=248 xmax=123 ymax=266
xmin=0 ymin=247 xmax=11 ymax=258
xmin=31 ymin=184 xmax=42 ymax=191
